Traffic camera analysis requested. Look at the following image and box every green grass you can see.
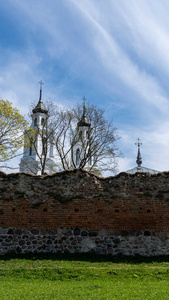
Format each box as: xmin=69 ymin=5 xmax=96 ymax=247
xmin=1 ymin=253 xmax=169 ymax=299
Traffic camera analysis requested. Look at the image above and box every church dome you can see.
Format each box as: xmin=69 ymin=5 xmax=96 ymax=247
xmin=32 ymin=81 xmax=48 ymax=114
xmin=78 ymin=114 xmax=91 ymax=127
xmin=78 ymin=104 xmax=91 ymax=127
xmin=32 ymin=100 xmax=48 ymax=114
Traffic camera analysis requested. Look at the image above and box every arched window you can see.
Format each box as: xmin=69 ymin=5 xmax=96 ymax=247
xmin=76 ymin=148 xmax=80 ymax=166
xmin=34 ymin=118 xmax=37 ymax=126
xmin=42 ymin=137 xmax=47 ymax=156
xmin=29 ymin=138 xmax=33 ymax=156
xmin=93 ymin=155 xmax=97 ymax=166
xmin=41 ymin=118 xmax=45 ymax=126
xmin=29 ymin=146 xmax=32 ymax=156
xmin=50 ymin=144 xmax=54 ymax=157
xmin=88 ymin=156 xmax=92 ymax=165
xmin=79 ymin=131 xmax=82 ymax=139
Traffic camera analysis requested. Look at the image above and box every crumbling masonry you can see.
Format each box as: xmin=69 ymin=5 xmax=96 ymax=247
xmin=0 ymin=169 xmax=169 ymax=256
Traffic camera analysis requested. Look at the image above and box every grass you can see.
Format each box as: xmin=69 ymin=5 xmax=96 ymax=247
xmin=1 ymin=253 xmax=169 ymax=299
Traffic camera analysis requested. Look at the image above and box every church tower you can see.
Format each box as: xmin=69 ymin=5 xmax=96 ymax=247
xmin=125 ymin=138 xmax=159 ymax=174
xmin=20 ymin=81 xmax=57 ymax=175
xmin=71 ymin=98 xmax=93 ymax=170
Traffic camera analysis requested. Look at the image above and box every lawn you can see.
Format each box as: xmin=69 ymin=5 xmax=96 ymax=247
xmin=0 ymin=253 xmax=169 ymax=299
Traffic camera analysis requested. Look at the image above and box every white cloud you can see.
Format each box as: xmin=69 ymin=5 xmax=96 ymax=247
xmin=70 ymin=0 xmax=169 ymax=114
xmin=1 ymin=0 xmax=169 ymax=174
xmin=113 ymin=0 xmax=169 ymax=72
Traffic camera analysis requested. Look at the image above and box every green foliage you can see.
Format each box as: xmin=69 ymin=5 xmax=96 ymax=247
xmin=1 ymin=254 xmax=169 ymax=299
xmin=0 ymin=100 xmax=28 ymax=161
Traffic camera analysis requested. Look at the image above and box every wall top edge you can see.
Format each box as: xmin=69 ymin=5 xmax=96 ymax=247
xmin=0 ymin=168 xmax=168 ymax=181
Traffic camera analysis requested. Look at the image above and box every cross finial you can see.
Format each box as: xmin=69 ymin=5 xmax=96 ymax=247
xmin=82 ymin=96 xmax=87 ymax=106
xmin=39 ymin=80 xmax=44 ymax=90
xmin=82 ymin=96 xmax=87 ymax=116
xmin=135 ymin=137 xmax=142 ymax=148
xmin=38 ymin=80 xmax=44 ymax=102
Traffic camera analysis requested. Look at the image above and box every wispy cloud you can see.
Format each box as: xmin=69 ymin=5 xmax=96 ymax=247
xmin=70 ymin=0 xmax=169 ymax=114
xmin=1 ymin=0 xmax=169 ymax=173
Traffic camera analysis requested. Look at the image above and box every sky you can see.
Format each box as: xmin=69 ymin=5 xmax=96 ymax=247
xmin=1 ymin=0 xmax=169 ymax=174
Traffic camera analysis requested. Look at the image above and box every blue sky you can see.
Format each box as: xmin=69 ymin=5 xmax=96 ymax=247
xmin=1 ymin=0 xmax=169 ymax=174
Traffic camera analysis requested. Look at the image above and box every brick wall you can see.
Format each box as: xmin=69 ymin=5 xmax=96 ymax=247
xmin=1 ymin=169 xmax=169 ymax=255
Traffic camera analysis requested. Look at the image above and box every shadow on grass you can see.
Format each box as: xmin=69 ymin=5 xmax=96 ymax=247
xmin=1 ymin=252 xmax=169 ymax=264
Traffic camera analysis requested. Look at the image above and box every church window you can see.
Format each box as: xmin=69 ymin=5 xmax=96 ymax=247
xmin=79 ymin=131 xmax=82 ymax=139
xmin=29 ymin=138 xmax=33 ymax=156
xmin=93 ymin=155 xmax=97 ymax=166
xmin=89 ymin=156 xmax=92 ymax=165
xmin=76 ymin=148 xmax=80 ymax=165
xmin=41 ymin=118 xmax=45 ymax=126
xmin=42 ymin=137 xmax=47 ymax=156
xmin=29 ymin=146 xmax=32 ymax=156
xmin=50 ymin=144 xmax=54 ymax=157
xmin=34 ymin=118 xmax=37 ymax=126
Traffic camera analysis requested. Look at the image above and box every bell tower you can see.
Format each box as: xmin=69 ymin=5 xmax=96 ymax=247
xmin=20 ymin=81 xmax=57 ymax=175
xmin=71 ymin=97 xmax=93 ymax=169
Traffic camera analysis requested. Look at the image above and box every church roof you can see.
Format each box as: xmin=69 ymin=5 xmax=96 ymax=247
xmin=78 ymin=104 xmax=91 ymax=127
xmin=126 ymin=166 xmax=159 ymax=174
xmin=32 ymin=81 xmax=48 ymax=114
xmin=32 ymin=100 xmax=48 ymax=114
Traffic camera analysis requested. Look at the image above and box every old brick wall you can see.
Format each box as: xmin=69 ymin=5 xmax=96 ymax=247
xmin=1 ymin=169 xmax=169 ymax=255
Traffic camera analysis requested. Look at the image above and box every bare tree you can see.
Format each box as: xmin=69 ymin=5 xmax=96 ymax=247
xmin=54 ymin=102 xmax=120 ymax=175
xmin=24 ymin=98 xmax=120 ymax=176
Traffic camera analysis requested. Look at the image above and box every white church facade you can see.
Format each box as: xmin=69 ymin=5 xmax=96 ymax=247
xmin=20 ymin=85 xmax=58 ymax=175
xmin=71 ymin=104 xmax=94 ymax=171
xmin=20 ymin=85 xmax=94 ymax=175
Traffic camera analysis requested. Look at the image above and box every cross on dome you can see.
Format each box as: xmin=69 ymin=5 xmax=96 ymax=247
xmin=135 ymin=137 xmax=142 ymax=148
xmin=82 ymin=96 xmax=87 ymax=106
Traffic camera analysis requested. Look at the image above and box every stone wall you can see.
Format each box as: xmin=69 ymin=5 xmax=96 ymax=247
xmin=1 ymin=169 xmax=169 ymax=256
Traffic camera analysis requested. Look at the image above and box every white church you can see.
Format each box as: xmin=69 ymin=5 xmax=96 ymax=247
xmin=20 ymin=84 xmax=94 ymax=175
xmin=20 ymin=83 xmax=159 ymax=176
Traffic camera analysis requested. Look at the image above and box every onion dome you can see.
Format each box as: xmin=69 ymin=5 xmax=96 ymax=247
xmin=32 ymin=81 xmax=48 ymax=114
xmin=78 ymin=104 xmax=91 ymax=127
xmin=32 ymin=99 xmax=48 ymax=114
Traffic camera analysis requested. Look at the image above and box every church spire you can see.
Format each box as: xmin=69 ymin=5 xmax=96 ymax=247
xmin=135 ymin=138 xmax=142 ymax=168
xmin=32 ymin=81 xmax=48 ymax=114
xmin=77 ymin=96 xmax=91 ymax=127
xmin=39 ymin=80 xmax=44 ymax=103
xmin=82 ymin=96 xmax=86 ymax=116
